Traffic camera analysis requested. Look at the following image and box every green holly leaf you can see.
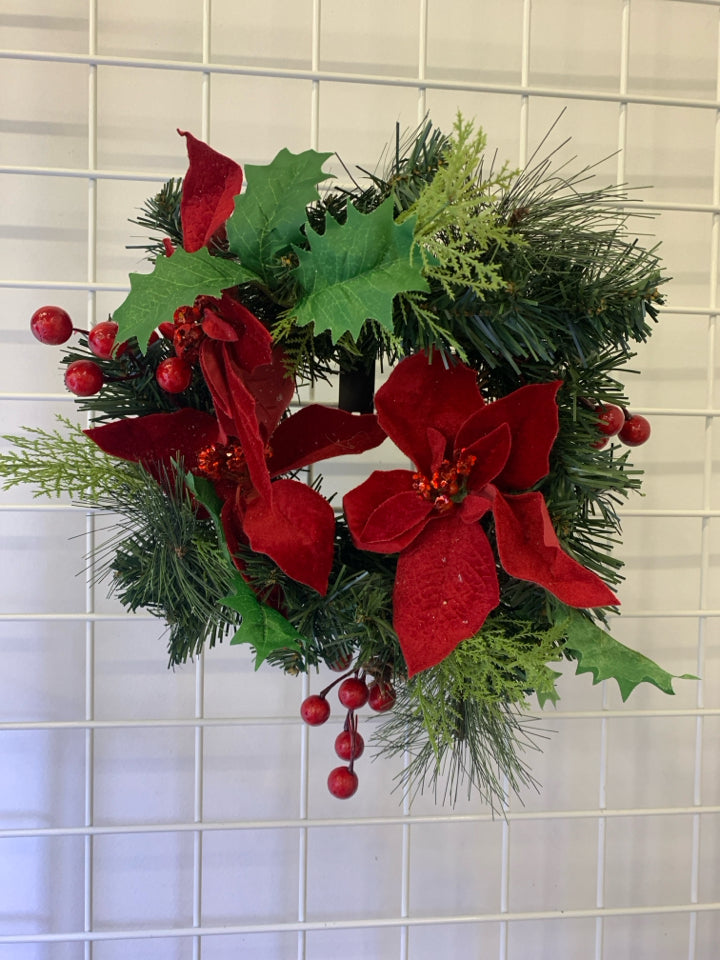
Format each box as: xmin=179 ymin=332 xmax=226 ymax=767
xmin=561 ymin=609 xmax=696 ymax=701
xmin=291 ymin=197 xmax=430 ymax=343
xmin=222 ymin=574 xmax=302 ymax=670
xmin=536 ymin=669 xmax=562 ymax=709
xmin=114 ymin=247 xmax=251 ymax=352
xmin=184 ymin=471 xmax=229 ymax=558
xmin=225 ymin=148 xmax=333 ymax=277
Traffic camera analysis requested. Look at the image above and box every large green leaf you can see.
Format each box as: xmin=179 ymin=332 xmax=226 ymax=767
xmin=225 ymin=148 xmax=332 ymax=277
xmin=114 ymin=248 xmax=251 ymax=351
xmin=561 ymin=609 xmax=695 ymax=701
xmin=291 ymin=197 xmax=429 ymax=343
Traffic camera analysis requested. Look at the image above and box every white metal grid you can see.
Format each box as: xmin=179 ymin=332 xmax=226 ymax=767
xmin=0 ymin=1 xmax=719 ymax=957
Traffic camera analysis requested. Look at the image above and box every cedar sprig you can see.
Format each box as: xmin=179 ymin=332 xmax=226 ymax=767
xmin=0 ymin=416 xmax=142 ymax=501
xmin=371 ymin=614 xmax=565 ymax=809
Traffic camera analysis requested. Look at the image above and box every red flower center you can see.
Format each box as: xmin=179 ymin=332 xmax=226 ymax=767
xmin=197 ymin=439 xmax=249 ymax=484
xmin=196 ymin=439 xmax=274 ymax=498
xmin=172 ymin=303 xmax=205 ymax=363
xmin=412 ymin=449 xmax=477 ymax=514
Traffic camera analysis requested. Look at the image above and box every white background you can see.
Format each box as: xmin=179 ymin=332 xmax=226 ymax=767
xmin=0 ymin=1 xmax=719 ymax=958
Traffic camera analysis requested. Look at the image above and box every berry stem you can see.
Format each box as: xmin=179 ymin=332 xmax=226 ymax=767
xmin=319 ymin=669 xmax=355 ymax=699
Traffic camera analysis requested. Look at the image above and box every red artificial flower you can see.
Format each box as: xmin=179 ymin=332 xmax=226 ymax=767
xmin=343 ymin=352 xmax=619 ymax=676
xmin=178 ymin=130 xmax=244 ymax=253
xmin=86 ymin=331 xmax=385 ymax=596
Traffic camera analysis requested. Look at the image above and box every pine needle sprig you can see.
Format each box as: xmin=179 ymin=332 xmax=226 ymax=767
xmin=85 ymin=463 xmax=240 ymax=664
xmin=374 ymin=691 xmax=547 ymax=811
xmin=398 ymin=114 xmax=519 ymax=300
xmin=127 ymin=177 xmax=184 ymax=261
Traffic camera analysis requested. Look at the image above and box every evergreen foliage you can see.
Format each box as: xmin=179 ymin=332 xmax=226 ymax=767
xmin=1 ymin=114 xmax=678 ymax=807
xmin=0 ymin=416 xmax=142 ymax=500
xmin=127 ymin=177 xmax=184 ymax=261
xmin=87 ymin=463 xmax=242 ymax=664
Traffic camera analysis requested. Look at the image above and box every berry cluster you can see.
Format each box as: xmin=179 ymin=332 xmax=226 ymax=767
xmin=31 ymin=305 xmax=121 ymax=397
xmin=300 ymin=670 xmax=396 ymax=799
xmin=30 ymin=304 xmax=195 ymax=397
xmin=593 ymin=402 xmax=651 ymax=449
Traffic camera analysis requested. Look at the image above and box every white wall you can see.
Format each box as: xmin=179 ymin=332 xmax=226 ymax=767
xmin=0 ymin=1 xmax=718 ymax=958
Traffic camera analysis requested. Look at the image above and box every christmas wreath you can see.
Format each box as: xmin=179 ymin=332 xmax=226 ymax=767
xmin=1 ymin=116 xmax=693 ymax=807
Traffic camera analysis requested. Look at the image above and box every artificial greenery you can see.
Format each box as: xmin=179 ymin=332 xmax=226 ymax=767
xmin=61 ymin=335 xmax=214 ymax=424
xmin=127 ymin=177 xmax=184 ymax=261
xmin=374 ymin=684 xmax=547 ymax=810
xmin=88 ymin=463 xmax=243 ymax=664
xmin=0 ymin=416 xmax=141 ymax=500
xmin=0 ymin=113 xmax=683 ymax=809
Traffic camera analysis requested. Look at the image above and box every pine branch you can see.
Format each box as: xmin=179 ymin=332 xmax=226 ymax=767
xmin=373 ymin=692 xmax=548 ymax=810
xmin=85 ymin=463 xmax=241 ymax=664
xmin=127 ymin=178 xmax=184 ymax=261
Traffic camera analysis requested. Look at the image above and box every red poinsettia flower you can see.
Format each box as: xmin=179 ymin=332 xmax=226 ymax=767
xmin=343 ymin=352 xmax=619 ymax=676
xmin=86 ymin=323 xmax=385 ymax=595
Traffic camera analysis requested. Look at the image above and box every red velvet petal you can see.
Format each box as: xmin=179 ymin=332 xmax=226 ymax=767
xmin=268 ymin=405 xmax=386 ymax=477
xmin=242 ymin=349 xmax=295 ymax=440
xmin=199 ymin=337 xmax=236 ymax=435
xmin=242 ymin=478 xmax=336 ymax=594
xmin=344 ymin=469 xmax=423 ymax=552
xmin=493 ymin=489 xmax=620 ymax=607
xmin=427 ymin=426 xmax=449 ymax=474
xmin=375 ymin=352 xmax=485 ymax=474
xmin=459 ymin=492 xmax=493 ymax=524
xmin=84 ymin=408 xmax=220 ymax=475
xmin=456 ymin=381 xmax=562 ymax=492
xmin=200 ymin=339 xmax=273 ymax=501
xmin=179 ymin=131 xmax=244 ymax=253
xmin=201 ymin=311 xmax=238 ymax=341
xmin=394 ymin=512 xmax=501 ymax=676
xmin=202 ymin=294 xmax=273 ymax=370
xmin=463 ymin=423 xmax=512 ymax=491
xmin=361 ymin=490 xmax=434 ymax=551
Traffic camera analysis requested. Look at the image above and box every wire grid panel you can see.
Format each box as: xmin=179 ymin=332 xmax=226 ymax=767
xmin=0 ymin=0 xmax=718 ymax=958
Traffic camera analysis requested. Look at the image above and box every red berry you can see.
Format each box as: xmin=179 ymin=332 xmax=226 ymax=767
xmin=300 ymin=694 xmax=330 ymax=726
xmin=338 ymin=677 xmax=369 ymax=710
xmin=64 ymin=359 xmax=104 ymax=396
xmin=595 ymin=403 xmax=625 ymax=437
xmin=31 ymin=305 xmax=74 ymax=345
xmin=88 ymin=320 xmax=119 ymax=359
xmin=335 ymin=729 xmax=365 ymax=761
xmin=327 ymin=765 xmax=359 ymax=799
xmin=156 ymin=357 xmax=192 ymax=393
xmin=618 ymin=413 xmax=651 ymax=447
xmin=368 ymin=681 xmax=396 ymax=713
